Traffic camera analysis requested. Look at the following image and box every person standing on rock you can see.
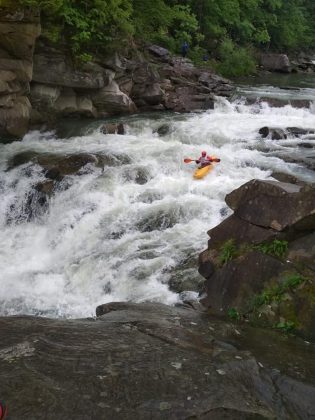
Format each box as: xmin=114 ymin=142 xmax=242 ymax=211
xmin=181 ymin=41 xmax=189 ymax=58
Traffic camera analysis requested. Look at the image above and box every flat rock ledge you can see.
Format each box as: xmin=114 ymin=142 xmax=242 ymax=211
xmin=0 ymin=302 xmax=315 ymax=419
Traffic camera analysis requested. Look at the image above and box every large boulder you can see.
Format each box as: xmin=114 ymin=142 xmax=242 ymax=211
xmin=201 ymin=251 xmax=288 ymax=313
xmin=8 ymin=151 xmax=98 ymax=179
xmin=91 ymin=80 xmax=137 ymax=114
xmin=147 ymin=45 xmax=170 ymax=61
xmin=225 ymin=180 xmax=315 ymax=232
xmin=208 ymin=214 xmax=279 ymax=248
xmin=132 ymin=82 xmax=164 ymax=107
xmin=259 ymin=53 xmax=291 ymax=73
xmin=165 ymin=86 xmax=214 ymax=112
xmin=199 ymin=179 xmax=315 ymax=339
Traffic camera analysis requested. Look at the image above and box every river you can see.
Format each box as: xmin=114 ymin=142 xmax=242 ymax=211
xmin=0 ymin=76 xmax=314 ymax=318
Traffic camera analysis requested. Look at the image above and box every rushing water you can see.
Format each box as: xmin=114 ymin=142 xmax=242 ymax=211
xmin=0 ymin=91 xmax=315 ymax=318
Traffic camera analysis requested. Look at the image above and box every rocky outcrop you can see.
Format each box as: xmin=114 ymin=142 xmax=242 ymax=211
xmin=1 ymin=302 xmax=315 ymax=419
xmin=199 ymin=179 xmax=315 ymax=339
xmin=0 ymin=7 xmax=40 ymax=137
xmin=291 ymin=53 xmax=315 ymax=73
xmin=0 ymin=6 xmax=234 ymax=139
xmin=259 ymin=126 xmax=315 ymax=140
xmin=259 ymin=53 xmax=291 ymax=73
xmin=28 ymin=42 xmax=233 ymax=126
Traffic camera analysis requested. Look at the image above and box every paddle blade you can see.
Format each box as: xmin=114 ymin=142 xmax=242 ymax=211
xmin=184 ymin=158 xmax=194 ymax=163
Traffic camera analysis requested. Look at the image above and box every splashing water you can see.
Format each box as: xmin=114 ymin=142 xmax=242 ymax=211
xmin=0 ymin=97 xmax=314 ymax=318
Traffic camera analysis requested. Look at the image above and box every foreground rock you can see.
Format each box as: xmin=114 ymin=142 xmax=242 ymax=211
xmin=199 ymin=179 xmax=315 ymax=339
xmin=0 ymin=302 xmax=315 ymax=419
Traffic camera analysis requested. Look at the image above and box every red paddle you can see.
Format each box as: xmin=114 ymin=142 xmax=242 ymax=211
xmin=184 ymin=158 xmax=221 ymax=163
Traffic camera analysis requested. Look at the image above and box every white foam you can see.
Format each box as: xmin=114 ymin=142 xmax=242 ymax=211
xmin=0 ymin=99 xmax=314 ymax=318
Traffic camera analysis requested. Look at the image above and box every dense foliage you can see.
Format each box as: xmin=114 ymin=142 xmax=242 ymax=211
xmin=5 ymin=0 xmax=315 ymax=75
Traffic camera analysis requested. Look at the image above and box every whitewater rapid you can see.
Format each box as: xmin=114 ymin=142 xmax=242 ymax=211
xmin=0 ymin=97 xmax=314 ymax=318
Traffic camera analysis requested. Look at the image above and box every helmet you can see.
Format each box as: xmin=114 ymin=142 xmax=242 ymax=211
xmin=201 ymin=151 xmax=207 ymax=156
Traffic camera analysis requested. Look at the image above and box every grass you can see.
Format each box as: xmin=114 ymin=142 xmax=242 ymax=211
xmin=249 ymin=274 xmax=306 ymax=311
xmin=219 ymin=239 xmax=237 ymax=265
xmin=255 ymin=240 xmax=288 ymax=258
xmin=274 ymin=321 xmax=296 ymax=333
xmin=218 ymin=239 xmax=288 ymax=267
xmin=227 ymin=308 xmax=240 ymax=321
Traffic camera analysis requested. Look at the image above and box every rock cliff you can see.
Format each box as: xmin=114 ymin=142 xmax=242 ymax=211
xmin=199 ymin=179 xmax=315 ymax=340
xmin=0 ymin=7 xmax=40 ymax=137
xmin=0 ymin=7 xmax=233 ymax=138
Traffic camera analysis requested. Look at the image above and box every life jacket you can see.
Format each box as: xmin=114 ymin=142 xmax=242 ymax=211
xmin=198 ymin=156 xmax=212 ymax=166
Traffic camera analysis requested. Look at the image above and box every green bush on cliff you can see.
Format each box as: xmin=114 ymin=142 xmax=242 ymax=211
xmin=215 ymin=39 xmax=257 ymax=77
xmin=274 ymin=320 xmax=296 ymax=333
xmin=8 ymin=0 xmax=315 ymax=75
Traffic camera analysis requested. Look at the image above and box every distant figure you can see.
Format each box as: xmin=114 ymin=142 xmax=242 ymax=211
xmin=181 ymin=41 xmax=189 ymax=58
xmin=202 ymin=54 xmax=209 ymax=62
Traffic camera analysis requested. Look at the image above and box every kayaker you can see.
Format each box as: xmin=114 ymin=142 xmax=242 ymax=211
xmin=196 ymin=151 xmax=218 ymax=168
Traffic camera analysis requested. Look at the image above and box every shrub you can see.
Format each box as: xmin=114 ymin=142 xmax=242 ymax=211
xmin=256 ymin=240 xmax=288 ymax=258
xmin=216 ymin=39 xmax=257 ymax=77
xmin=227 ymin=307 xmax=240 ymax=321
xmin=219 ymin=239 xmax=237 ymax=265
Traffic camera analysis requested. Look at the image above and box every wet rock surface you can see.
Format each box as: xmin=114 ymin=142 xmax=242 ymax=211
xmin=200 ymin=179 xmax=315 ymax=339
xmin=0 ymin=302 xmax=314 ymax=419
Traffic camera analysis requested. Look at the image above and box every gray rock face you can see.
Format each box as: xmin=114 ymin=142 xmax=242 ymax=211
xmin=226 ymin=180 xmax=315 ymax=232
xmin=147 ymin=44 xmax=170 ymax=60
xmin=1 ymin=302 xmax=314 ymax=419
xmin=199 ymin=178 xmax=315 ymax=339
xmin=201 ymin=251 xmax=288 ymax=313
xmin=259 ymin=53 xmax=291 ymax=73
xmin=0 ymin=7 xmax=40 ymax=137
xmin=91 ymin=80 xmax=137 ymax=114
xmin=33 ymin=54 xmax=104 ymax=89
xmin=207 ymin=214 xmax=279 ymax=247
xmin=0 ymin=8 xmax=234 ymax=137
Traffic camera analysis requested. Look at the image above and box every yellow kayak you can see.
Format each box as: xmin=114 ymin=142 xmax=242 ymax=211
xmin=193 ymin=164 xmax=213 ymax=179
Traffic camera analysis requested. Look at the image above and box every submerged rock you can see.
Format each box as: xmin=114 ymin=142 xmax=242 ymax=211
xmin=100 ymin=122 xmax=125 ymax=135
xmin=0 ymin=302 xmax=315 ymax=419
xmin=7 ymin=151 xmax=131 ymax=180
